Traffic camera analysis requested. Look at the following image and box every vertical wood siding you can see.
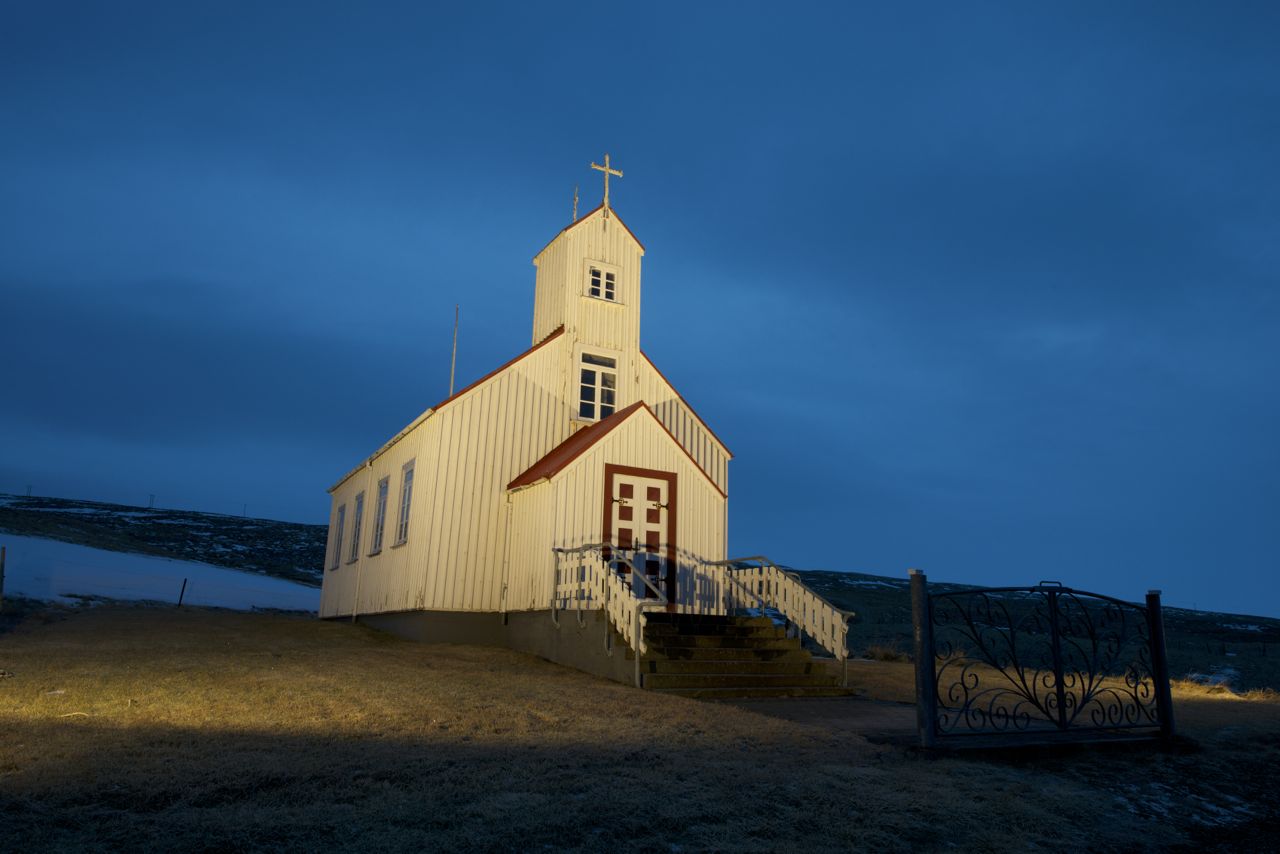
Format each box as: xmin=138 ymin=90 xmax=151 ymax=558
xmin=320 ymin=340 xmax=572 ymax=618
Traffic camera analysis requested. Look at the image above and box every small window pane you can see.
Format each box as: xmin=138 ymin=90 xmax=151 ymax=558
xmin=580 ymin=385 xmax=595 ymax=402
xmin=601 ymin=389 xmax=615 ymax=405
xmin=579 ymin=401 xmax=595 ymax=418
xmin=601 ymin=404 xmax=615 ymax=417
xmin=581 ymin=368 xmax=595 ymax=384
xmin=601 ymin=373 xmax=616 ymax=389
xmin=582 ymin=353 xmax=616 ymax=368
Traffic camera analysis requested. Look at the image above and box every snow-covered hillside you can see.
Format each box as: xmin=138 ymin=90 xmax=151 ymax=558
xmin=0 ymin=494 xmax=324 ymax=586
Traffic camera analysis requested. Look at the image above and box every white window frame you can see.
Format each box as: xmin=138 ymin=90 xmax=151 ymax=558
xmin=369 ymin=476 xmax=389 ymax=555
xmin=330 ymin=503 xmax=346 ymax=570
xmin=573 ymin=344 xmax=622 ymax=423
xmin=347 ymin=491 xmax=364 ymax=564
xmin=394 ymin=459 xmax=415 ymax=546
xmin=582 ymin=259 xmax=622 ymax=304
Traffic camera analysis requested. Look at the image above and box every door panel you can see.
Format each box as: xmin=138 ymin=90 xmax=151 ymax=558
xmin=606 ymin=468 xmax=675 ymax=602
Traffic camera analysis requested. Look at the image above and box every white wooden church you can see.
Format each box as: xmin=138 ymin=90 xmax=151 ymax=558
xmin=320 ymin=157 xmax=850 ymax=692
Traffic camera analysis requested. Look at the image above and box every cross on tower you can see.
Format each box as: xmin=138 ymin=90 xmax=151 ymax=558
xmin=590 ymin=153 xmax=623 ymax=218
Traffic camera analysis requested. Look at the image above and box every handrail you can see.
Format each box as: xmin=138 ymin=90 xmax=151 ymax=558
xmin=703 ymin=555 xmax=854 ymax=662
xmin=549 ymin=547 xmax=855 ymax=686
xmin=704 ymin=555 xmax=856 ymax=618
xmin=551 ymin=544 xmax=668 ymax=686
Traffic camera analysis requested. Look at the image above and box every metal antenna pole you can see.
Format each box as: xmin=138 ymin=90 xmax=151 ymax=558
xmin=449 ymin=304 xmax=459 ymax=397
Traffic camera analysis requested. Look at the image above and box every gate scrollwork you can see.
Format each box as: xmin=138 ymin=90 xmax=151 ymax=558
xmin=910 ymin=573 xmax=1175 ymax=748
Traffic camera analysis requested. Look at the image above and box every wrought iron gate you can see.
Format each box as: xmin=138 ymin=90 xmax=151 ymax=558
xmin=910 ymin=571 xmax=1175 ymax=748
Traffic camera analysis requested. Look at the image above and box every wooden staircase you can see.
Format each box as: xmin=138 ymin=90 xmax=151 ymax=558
xmin=637 ymin=613 xmax=850 ymax=699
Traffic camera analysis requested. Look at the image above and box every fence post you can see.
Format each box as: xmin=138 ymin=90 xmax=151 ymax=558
xmin=1146 ymin=590 xmax=1176 ymax=739
xmin=909 ymin=569 xmax=937 ymax=749
xmin=634 ymin=608 xmax=643 ymax=688
xmin=1046 ymin=589 xmax=1069 ymax=730
xmin=1 ymin=545 xmax=6 ymax=612
xmin=551 ymin=550 xmax=559 ymax=627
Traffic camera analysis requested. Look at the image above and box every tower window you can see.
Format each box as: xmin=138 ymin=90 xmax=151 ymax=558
xmin=579 ymin=353 xmax=618 ymax=420
xmin=588 ymin=266 xmax=616 ymax=301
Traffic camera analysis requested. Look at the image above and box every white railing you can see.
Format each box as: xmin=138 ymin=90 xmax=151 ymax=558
xmin=701 ymin=556 xmax=853 ymax=663
xmin=548 ymin=547 xmax=854 ymax=686
xmin=551 ymin=544 xmax=668 ymax=687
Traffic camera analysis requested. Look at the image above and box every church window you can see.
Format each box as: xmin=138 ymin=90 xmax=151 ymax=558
xmin=394 ymin=460 xmax=415 ymax=545
xmin=579 ymin=353 xmax=618 ymax=420
xmin=369 ymin=476 xmax=389 ymax=554
xmin=347 ymin=491 xmax=364 ymax=563
xmin=330 ymin=504 xmax=346 ymax=570
xmin=588 ymin=266 xmax=617 ymax=301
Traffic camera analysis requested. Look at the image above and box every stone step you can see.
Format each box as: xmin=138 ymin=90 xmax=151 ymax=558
xmin=643 ymin=645 xmax=811 ymax=662
xmin=647 ymin=685 xmax=854 ymax=700
xmin=644 ymin=623 xmax=787 ymax=639
xmin=646 ymin=634 xmax=802 ymax=650
xmin=643 ymin=672 xmax=841 ymax=690
xmin=643 ymin=659 xmax=821 ymax=676
xmin=645 ymin=613 xmax=777 ymax=627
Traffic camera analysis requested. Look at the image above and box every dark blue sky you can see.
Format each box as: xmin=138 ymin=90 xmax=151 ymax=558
xmin=2 ymin=3 xmax=1277 ymax=616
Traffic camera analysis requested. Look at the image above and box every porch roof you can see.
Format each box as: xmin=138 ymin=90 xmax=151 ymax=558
xmin=505 ymin=400 xmax=726 ymax=497
xmin=506 ymin=402 xmax=645 ymax=491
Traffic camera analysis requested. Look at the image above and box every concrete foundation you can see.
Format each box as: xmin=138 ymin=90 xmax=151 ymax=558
xmin=357 ymin=608 xmax=637 ymax=686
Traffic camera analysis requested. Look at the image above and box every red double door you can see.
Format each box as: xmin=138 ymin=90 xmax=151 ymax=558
xmin=604 ymin=464 xmax=676 ymax=603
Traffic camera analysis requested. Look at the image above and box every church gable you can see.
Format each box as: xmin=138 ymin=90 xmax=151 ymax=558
xmin=507 ymin=401 xmax=724 ymax=497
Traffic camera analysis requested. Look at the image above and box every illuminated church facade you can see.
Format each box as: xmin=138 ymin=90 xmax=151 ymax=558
xmin=319 ymin=158 xmax=731 ymax=637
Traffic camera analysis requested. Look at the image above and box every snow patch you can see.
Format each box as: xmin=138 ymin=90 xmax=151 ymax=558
xmin=839 ymin=578 xmax=905 ymax=589
xmin=1185 ymin=666 xmax=1240 ymax=688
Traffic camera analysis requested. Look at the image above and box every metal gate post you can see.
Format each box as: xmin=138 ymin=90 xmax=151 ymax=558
xmin=909 ymin=569 xmax=937 ymax=748
xmin=1046 ymin=589 xmax=1069 ymax=730
xmin=1146 ymin=590 xmax=1176 ymax=739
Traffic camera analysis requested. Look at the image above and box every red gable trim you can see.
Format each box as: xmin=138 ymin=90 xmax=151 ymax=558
xmin=640 ymin=351 xmax=733 ymax=458
xmin=507 ymin=402 xmax=644 ymax=490
xmin=506 ymin=401 xmax=727 ymax=498
xmin=331 ymin=326 xmax=567 ymax=493
xmin=431 ymin=326 xmax=565 ymax=413
xmin=532 ymin=204 xmax=646 ymax=260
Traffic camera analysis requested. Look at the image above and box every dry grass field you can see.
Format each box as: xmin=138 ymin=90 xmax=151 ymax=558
xmin=2 ymin=602 xmax=1278 ymax=852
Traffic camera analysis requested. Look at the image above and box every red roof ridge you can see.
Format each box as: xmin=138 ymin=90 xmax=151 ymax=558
xmin=639 ymin=350 xmax=733 ymax=457
xmin=507 ymin=402 xmax=644 ymax=490
xmin=431 ymin=325 xmax=565 ymax=413
xmin=330 ymin=326 xmax=567 ymax=493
